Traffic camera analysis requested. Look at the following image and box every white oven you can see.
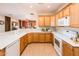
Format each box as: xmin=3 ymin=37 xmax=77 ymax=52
xmin=54 ymin=35 xmax=62 ymax=56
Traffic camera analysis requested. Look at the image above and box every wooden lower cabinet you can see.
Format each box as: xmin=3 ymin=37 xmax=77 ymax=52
xmin=62 ymin=40 xmax=79 ymax=56
xmin=24 ymin=34 xmax=28 ymax=46
xmin=27 ymin=33 xmax=33 ymax=43
xmin=0 ymin=49 xmax=5 ymax=56
xmin=62 ymin=41 xmax=73 ymax=56
xmin=45 ymin=33 xmax=53 ymax=43
xmin=20 ymin=32 xmax=54 ymax=55
xmin=39 ymin=33 xmax=45 ymax=42
xmin=20 ymin=36 xmax=25 ymax=54
xmin=27 ymin=33 xmax=53 ymax=43
xmin=73 ymin=48 xmax=79 ymax=56
xmin=33 ymin=33 xmax=39 ymax=42
xmin=20 ymin=34 xmax=28 ymax=55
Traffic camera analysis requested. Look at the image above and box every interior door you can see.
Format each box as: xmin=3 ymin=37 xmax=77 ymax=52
xmin=5 ymin=16 xmax=11 ymax=32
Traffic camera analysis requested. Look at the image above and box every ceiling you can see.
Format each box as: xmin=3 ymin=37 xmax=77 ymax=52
xmin=0 ymin=3 xmax=66 ymax=19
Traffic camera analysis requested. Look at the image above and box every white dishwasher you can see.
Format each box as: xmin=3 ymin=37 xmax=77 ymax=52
xmin=5 ymin=40 xmax=20 ymax=56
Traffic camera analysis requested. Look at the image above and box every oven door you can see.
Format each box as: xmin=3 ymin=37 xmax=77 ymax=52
xmin=54 ymin=37 xmax=62 ymax=56
xmin=55 ymin=38 xmax=60 ymax=48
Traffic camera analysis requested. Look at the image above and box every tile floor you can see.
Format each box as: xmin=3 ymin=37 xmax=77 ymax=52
xmin=21 ymin=43 xmax=57 ymax=56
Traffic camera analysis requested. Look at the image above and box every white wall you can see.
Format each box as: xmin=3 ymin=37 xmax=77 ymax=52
xmin=0 ymin=16 xmax=5 ymax=33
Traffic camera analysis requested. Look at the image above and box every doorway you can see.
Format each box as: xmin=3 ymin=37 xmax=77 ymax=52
xmin=5 ymin=16 xmax=11 ymax=32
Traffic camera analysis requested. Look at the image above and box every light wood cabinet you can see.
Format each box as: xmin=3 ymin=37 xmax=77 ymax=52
xmin=27 ymin=33 xmax=33 ymax=43
xmin=20 ymin=36 xmax=25 ymax=54
xmin=20 ymin=34 xmax=28 ymax=55
xmin=24 ymin=34 xmax=28 ymax=46
xmin=27 ymin=33 xmax=53 ymax=43
xmin=62 ymin=41 xmax=73 ymax=56
xmin=62 ymin=40 xmax=79 ymax=56
xmin=73 ymin=48 xmax=79 ymax=56
xmin=20 ymin=33 xmax=54 ymax=55
xmin=70 ymin=4 xmax=79 ymax=27
xmin=38 ymin=16 xmax=45 ymax=27
xmin=0 ymin=49 xmax=5 ymax=56
xmin=33 ymin=33 xmax=39 ymax=42
xmin=50 ymin=16 xmax=55 ymax=26
xmin=55 ymin=13 xmax=60 ymax=26
xmin=59 ymin=11 xmax=63 ymax=18
xmin=39 ymin=33 xmax=45 ymax=42
xmin=38 ymin=16 xmax=52 ymax=27
xmin=45 ymin=33 xmax=53 ymax=43
xmin=63 ymin=6 xmax=70 ymax=16
xmin=44 ymin=16 xmax=51 ymax=26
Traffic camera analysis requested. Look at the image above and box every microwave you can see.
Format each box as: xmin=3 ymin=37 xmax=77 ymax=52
xmin=58 ymin=16 xmax=70 ymax=26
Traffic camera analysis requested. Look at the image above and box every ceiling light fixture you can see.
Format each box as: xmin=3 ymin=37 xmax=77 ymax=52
xmin=30 ymin=5 xmax=33 ymax=8
xmin=47 ymin=5 xmax=51 ymax=8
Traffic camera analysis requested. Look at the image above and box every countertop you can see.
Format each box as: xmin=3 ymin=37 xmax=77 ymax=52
xmin=0 ymin=28 xmax=79 ymax=50
xmin=0 ymin=29 xmax=51 ymax=49
xmin=53 ymin=31 xmax=79 ymax=47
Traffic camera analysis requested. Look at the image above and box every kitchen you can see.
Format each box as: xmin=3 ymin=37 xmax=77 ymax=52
xmin=0 ymin=3 xmax=79 ymax=56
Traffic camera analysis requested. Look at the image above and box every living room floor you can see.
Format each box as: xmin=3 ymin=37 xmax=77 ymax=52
xmin=21 ymin=43 xmax=57 ymax=56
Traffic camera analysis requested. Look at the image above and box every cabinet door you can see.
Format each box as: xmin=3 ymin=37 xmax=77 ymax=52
xmin=62 ymin=41 xmax=73 ymax=56
xmin=51 ymin=16 xmax=55 ymax=26
xmin=59 ymin=11 xmax=63 ymax=18
xmin=38 ymin=16 xmax=45 ymax=27
xmin=45 ymin=33 xmax=52 ymax=43
xmin=63 ymin=6 xmax=70 ymax=16
xmin=44 ymin=16 xmax=51 ymax=26
xmin=24 ymin=34 xmax=28 ymax=46
xmin=0 ymin=49 xmax=5 ymax=56
xmin=70 ymin=4 xmax=79 ymax=27
xmin=20 ymin=36 xmax=25 ymax=54
xmin=55 ymin=13 xmax=60 ymax=26
xmin=33 ymin=33 xmax=39 ymax=42
xmin=39 ymin=33 xmax=45 ymax=42
xmin=27 ymin=33 xmax=33 ymax=43
xmin=73 ymin=48 xmax=79 ymax=56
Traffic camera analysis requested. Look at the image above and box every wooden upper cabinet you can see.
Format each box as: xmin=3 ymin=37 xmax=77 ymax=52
xmin=56 ymin=13 xmax=60 ymax=20
xmin=38 ymin=16 xmax=51 ymax=27
xmin=70 ymin=4 xmax=79 ymax=27
xmin=38 ymin=16 xmax=45 ymax=27
xmin=44 ymin=16 xmax=51 ymax=26
xmin=63 ymin=6 xmax=70 ymax=16
xmin=50 ymin=16 xmax=55 ymax=26
xmin=55 ymin=13 xmax=60 ymax=26
xmin=59 ymin=11 xmax=63 ymax=18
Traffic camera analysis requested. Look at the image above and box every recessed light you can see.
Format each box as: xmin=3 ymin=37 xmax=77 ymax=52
xmin=47 ymin=5 xmax=51 ymax=8
xmin=30 ymin=5 xmax=33 ymax=8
